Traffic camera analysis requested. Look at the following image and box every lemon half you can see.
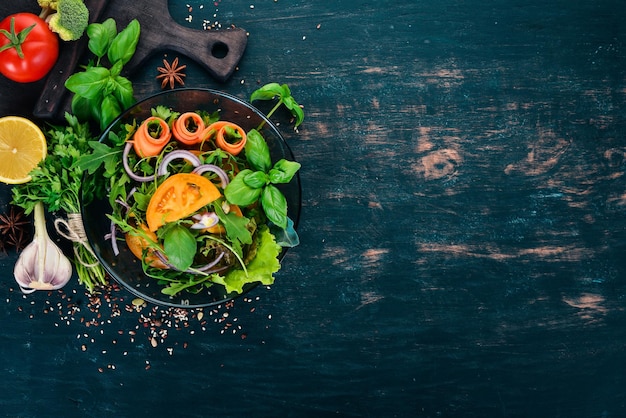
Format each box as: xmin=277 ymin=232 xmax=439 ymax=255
xmin=0 ymin=116 xmax=47 ymax=184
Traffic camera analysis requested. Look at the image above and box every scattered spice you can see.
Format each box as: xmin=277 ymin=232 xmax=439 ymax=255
xmin=5 ymin=281 xmax=272 ymax=372
xmin=156 ymin=57 xmax=187 ymax=89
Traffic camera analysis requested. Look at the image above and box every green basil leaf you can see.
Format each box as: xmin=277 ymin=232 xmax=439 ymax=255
xmin=261 ymin=185 xmax=288 ymax=229
xmin=107 ymin=19 xmax=140 ymax=65
xmin=86 ymin=18 xmax=117 ymax=58
xmin=89 ymin=92 xmax=103 ymax=122
xmin=163 ymin=224 xmax=196 ymax=271
xmin=224 ymin=169 xmax=263 ymax=206
xmin=268 ymin=159 xmax=301 ymax=184
xmin=271 ymin=217 xmax=300 ymax=247
xmin=243 ymin=171 xmax=268 ymax=189
xmin=65 ymin=67 xmax=110 ymax=99
xmin=292 ymin=104 xmax=304 ymax=128
xmin=109 ymin=59 xmax=123 ymax=77
xmin=100 ymin=95 xmax=121 ymax=130
xmin=112 ymin=75 xmax=135 ymax=109
xmin=244 ymin=129 xmax=271 ymax=172
xmin=70 ymin=94 xmax=92 ymax=123
xmin=280 ymin=83 xmax=292 ymax=97
xmin=250 ymin=82 xmax=285 ymax=102
xmin=283 ymin=95 xmax=304 ymax=127
xmin=103 ymin=77 xmax=117 ymax=95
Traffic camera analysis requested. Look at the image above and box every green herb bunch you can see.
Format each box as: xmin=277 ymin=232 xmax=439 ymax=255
xmin=65 ymin=18 xmax=140 ymax=131
xmin=12 ymin=113 xmax=107 ymax=293
xmin=224 ymin=129 xmax=300 ymax=230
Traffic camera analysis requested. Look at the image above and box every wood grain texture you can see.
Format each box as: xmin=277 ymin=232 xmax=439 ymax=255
xmin=1 ymin=0 xmax=626 ymax=416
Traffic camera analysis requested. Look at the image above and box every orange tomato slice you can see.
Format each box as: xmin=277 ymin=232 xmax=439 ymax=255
xmin=146 ymin=173 xmax=222 ymax=231
xmin=125 ymin=224 xmax=169 ymax=269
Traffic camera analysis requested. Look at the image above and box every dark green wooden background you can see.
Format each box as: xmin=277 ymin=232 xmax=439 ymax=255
xmin=1 ymin=0 xmax=626 ymax=416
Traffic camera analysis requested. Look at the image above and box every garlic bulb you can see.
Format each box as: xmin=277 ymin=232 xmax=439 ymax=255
xmin=13 ymin=202 xmax=73 ymax=294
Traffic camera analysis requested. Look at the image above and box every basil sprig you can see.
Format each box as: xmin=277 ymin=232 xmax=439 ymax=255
xmin=250 ymin=83 xmax=304 ymax=130
xmin=225 ymin=129 xmax=300 ymax=229
xmin=65 ymin=18 xmax=140 ymax=131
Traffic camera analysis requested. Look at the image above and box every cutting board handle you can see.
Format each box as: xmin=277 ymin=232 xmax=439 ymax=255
xmin=126 ymin=25 xmax=248 ymax=83
xmin=33 ymin=0 xmax=248 ymax=120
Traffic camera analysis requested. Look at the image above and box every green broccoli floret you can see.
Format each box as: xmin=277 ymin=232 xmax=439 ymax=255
xmin=40 ymin=0 xmax=89 ymax=42
xmin=37 ymin=0 xmax=59 ymax=9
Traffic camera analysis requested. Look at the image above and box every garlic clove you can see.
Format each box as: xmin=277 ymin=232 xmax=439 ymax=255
xmin=13 ymin=202 xmax=73 ymax=294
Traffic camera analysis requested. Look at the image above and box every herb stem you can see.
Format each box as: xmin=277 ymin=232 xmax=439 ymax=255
xmin=257 ymin=99 xmax=284 ymax=131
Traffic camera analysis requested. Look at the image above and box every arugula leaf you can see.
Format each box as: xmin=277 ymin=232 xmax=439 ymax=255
xmin=161 ymin=277 xmax=207 ymax=296
xmin=214 ymin=202 xmax=252 ymax=248
xmin=74 ymin=141 xmax=122 ymax=174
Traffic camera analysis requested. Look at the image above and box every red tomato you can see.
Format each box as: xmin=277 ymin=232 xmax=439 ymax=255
xmin=0 ymin=13 xmax=59 ymax=83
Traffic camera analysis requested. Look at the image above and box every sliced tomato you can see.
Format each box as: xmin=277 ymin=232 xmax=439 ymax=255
xmin=125 ymin=224 xmax=169 ymax=269
xmin=146 ymin=173 xmax=222 ymax=231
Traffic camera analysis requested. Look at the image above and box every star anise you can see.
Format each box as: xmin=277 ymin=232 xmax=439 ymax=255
xmin=0 ymin=205 xmax=29 ymax=236
xmin=156 ymin=57 xmax=187 ymax=89
xmin=6 ymin=227 xmax=29 ymax=252
xmin=0 ymin=205 xmax=31 ymax=251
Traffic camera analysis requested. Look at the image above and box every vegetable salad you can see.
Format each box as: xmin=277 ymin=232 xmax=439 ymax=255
xmin=82 ymin=105 xmax=300 ymax=297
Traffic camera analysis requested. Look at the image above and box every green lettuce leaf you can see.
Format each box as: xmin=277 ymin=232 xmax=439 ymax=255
xmin=212 ymin=225 xmax=282 ymax=294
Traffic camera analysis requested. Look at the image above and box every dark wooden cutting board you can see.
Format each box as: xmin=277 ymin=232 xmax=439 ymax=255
xmin=33 ymin=0 xmax=247 ymax=120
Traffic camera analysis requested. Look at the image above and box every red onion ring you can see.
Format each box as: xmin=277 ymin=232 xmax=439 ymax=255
xmin=191 ymin=164 xmax=230 ymax=188
xmin=110 ymin=220 xmax=120 ymax=256
xmin=123 ymin=142 xmax=156 ymax=182
xmin=156 ymin=150 xmax=201 ymax=176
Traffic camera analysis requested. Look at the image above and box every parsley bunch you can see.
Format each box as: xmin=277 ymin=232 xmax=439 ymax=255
xmin=12 ymin=113 xmax=107 ymax=293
